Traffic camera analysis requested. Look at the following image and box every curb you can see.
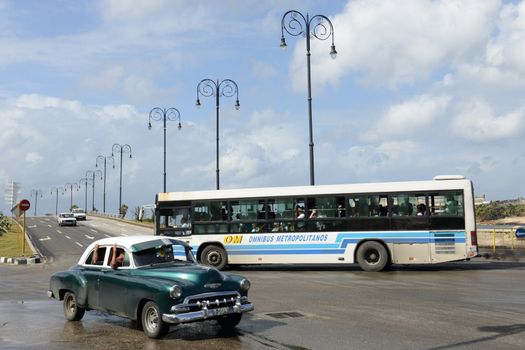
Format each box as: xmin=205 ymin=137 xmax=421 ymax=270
xmin=0 ymin=255 xmax=42 ymax=265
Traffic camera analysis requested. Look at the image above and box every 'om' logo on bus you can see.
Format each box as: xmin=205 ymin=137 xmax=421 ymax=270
xmin=224 ymin=235 xmax=243 ymax=244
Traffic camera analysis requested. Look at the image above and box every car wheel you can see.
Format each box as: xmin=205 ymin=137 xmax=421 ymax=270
xmin=200 ymin=245 xmax=228 ymax=270
xmin=63 ymin=291 xmax=85 ymax=321
xmin=356 ymin=241 xmax=389 ymax=272
xmin=142 ymin=301 xmax=169 ymax=339
xmin=217 ymin=314 xmax=242 ymax=328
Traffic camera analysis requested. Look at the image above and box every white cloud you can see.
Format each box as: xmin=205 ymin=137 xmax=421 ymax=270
xmin=452 ymin=99 xmax=525 ymax=141
xmin=25 ymin=152 xmax=42 ymax=163
xmin=363 ymin=94 xmax=451 ymax=141
xmin=290 ymin=0 xmax=500 ymax=90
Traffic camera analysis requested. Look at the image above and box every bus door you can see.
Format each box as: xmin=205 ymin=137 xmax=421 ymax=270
xmin=390 ymin=193 xmax=431 ymax=264
xmin=428 ymin=191 xmax=466 ymax=263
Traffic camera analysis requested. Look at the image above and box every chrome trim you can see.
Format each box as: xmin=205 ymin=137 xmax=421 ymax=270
xmin=47 ymin=290 xmax=54 ymax=298
xmin=162 ymin=302 xmax=254 ymax=324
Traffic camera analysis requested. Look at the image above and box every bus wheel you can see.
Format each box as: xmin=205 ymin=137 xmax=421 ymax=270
xmin=200 ymin=245 xmax=228 ymax=270
xmin=356 ymin=241 xmax=388 ymax=272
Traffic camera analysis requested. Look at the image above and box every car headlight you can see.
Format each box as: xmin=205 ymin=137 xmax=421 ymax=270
xmin=169 ymin=285 xmax=182 ymax=299
xmin=239 ymin=279 xmax=251 ymax=292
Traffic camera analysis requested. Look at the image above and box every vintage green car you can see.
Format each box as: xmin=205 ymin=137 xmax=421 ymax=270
xmin=48 ymin=235 xmax=254 ymax=338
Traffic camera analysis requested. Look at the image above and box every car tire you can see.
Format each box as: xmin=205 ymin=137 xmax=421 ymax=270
xmin=63 ymin=291 xmax=85 ymax=321
xmin=142 ymin=301 xmax=169 ymax=339
xmin=356 ymin=241 xmax=389 ymax=272
xmin=200 ymin=245 xmax=228 ymax=270
xmin=217 ymin=314 xmax=242 ymax=328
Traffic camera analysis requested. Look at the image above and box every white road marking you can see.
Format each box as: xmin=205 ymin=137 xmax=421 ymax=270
xmin=117 ymin=223 xmax=125 ymax=227
xmin=104 ymin=234 xmax=111 ymax=238
xmin=28 ymin=225 xmax=37 ymax=228
xmin=75 ymin=242 xmax=83 ymax=247
xmin=39 ymin=221 xmax=46 ymax=224
xmin=57 ymin=230 xmax=62 ymax=234
xmin=120 ymin=233 xmax=128 ymax=236
xmin=47 ymin=224 xmax=52 ymax=228
xmin=39 ymin=236 xmax=51 ymax=241
xmin=90 ymin=229 xmax=98 ymax=233
xmin=85 ymin=234 xmax=94 ymax=240
xmin=65 ymin=235 xmax=71 ymax=240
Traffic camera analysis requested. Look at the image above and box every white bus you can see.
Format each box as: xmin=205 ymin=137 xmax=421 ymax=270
xmin=154 ymin=176 xmax=478 ymax=271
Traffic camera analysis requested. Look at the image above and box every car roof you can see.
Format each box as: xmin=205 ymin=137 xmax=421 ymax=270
xmin=87 ymin=235 xmax=187 ymax=251
xmin=78 ymin=235 xmax=189 ymax=265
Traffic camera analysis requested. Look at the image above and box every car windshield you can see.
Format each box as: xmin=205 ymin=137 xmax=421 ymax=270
xmin=133 ymin=243 xmax=196 ymax=267
xmin=60 ymin=213 xmax=74 ymax=218
xmin=73 ymin=209 xmax=84 ymax=213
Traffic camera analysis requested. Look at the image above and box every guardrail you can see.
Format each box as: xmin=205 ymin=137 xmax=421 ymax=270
xmin=478 ymin=228 xmax=525 ymax=252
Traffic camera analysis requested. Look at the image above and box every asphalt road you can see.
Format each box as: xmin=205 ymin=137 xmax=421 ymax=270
xmin=1 ymin=216 xmax=524 ymax=349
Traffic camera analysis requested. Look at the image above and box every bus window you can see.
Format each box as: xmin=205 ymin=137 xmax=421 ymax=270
xmin=168 ymin=207 xmax=191 ymax=229
xmin=391 ymin=194 xmax=426 ymax=216
xmin=231 ymin=199 xmax=262 ymax=221
xmin=429 ymin=192 xmax=463 ymax=216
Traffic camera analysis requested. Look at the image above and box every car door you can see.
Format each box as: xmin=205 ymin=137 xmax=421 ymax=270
xmin=82 ymin=246 xmax=108 ymax=309
xmin=98 ymin=247 xmax=131 ymax=315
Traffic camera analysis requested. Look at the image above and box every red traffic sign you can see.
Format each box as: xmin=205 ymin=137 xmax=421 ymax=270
xmin=19 ymin=199 xmax=30 ymax=212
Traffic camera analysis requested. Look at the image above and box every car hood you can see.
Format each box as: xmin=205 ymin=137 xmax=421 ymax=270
xmin=131 ymin=263 xmax=226 ymax=286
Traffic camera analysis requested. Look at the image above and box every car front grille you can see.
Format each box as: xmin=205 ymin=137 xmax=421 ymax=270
xmin=175 ymin=291 xmax=240 ymax=312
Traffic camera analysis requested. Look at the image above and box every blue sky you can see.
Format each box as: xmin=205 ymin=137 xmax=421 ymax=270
xmin=2 ymin=0 xmax=525 ymax=216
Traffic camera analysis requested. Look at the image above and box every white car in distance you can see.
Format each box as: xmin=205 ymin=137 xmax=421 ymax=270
xmin=57 ymin=213 xmax=77 ymax=227
xmin=72 ymin=208 xmax=86 ymax=221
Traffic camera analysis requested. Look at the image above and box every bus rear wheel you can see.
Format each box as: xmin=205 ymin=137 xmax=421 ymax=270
xmin=356 ymin=241 xmax=388 ymax=272
xmin=200 ymin=245 xmax=228 ymax=270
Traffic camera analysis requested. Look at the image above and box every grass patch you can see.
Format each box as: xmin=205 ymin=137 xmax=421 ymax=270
xmin=0 ymin=218 xmax=32 ymax=258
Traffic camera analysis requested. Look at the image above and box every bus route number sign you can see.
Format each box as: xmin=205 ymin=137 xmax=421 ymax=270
xmin=515 ymin=227 xmax=525 ymax=239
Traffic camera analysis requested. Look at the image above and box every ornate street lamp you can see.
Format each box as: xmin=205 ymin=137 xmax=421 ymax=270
xmin=79 ymin=177 xmax=91 ymax=212
xmin=50 ymin=186 xmax=64 ymax=215
xmin=86 ymin=170 xmax=103 ymax=212
xmin=30 ymin=189 xmax=43 ymax=216
xmin=112 ymin=144 xmax=132 ymax=215
xmin=196 ymin=79 xmax=240 ymax=190
xmin=148 ymin=107 xmax=182 ymax=192
xmin=64 ymin=182 xmax=79 ymax=211
xmin=96 ymin=155 xmax=115 ymax=213
xmin=280 ymin=10 xmax=337 ymax=185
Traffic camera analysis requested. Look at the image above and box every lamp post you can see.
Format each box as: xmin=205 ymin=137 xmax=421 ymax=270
xmin=112 ymin=144 xmax=132 ymax=215
xmin=280 ymin=10 xmax=337 ymax=186
xmin=30 ymin=189 xmax=43 ymax=216
xmin=148 ymin=107 xmax=182 ymax=192
xmin=79 ymin=177 xmax=91 ymax=212
xmin=64 ymin=182 xmax=79 ymax=211
xmin=86 ymin=170 xmax=103 ymax=212
xmin=96 ymin=155 xmax=115 ymax=213
xmin=196 ymin=79 xmax=240 ymax=190
xmin=51 ymin=187 xmax=64 ymax=215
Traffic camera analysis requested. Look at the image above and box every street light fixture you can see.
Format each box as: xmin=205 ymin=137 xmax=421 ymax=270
xmin=112 ymin=144 xmax=132 ymax=216
xmin=79 ymin=177 xmax=92 ymax=212
xmin=50 ymin=186 xmax=64 ymax=216
xmin=196 ymin=79 xmax=240 ymax=190
xmin=86 ymin=170 xmax=103 ymax=212
xmin=64 ymin=182 xmax=79 ymax=211
xmin=96 ymin=155 xmax=115 ymax=213
xmin=280 ymin=10 xmax=337 ymax=185
xmin=148 ymin=107 xmax=182 ymax=193
xmin=30 ymin=189 xmax=43 ymax=216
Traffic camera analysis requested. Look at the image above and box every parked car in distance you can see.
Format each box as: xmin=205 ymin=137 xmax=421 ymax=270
xmin=48 ymin=236 xmax=254 ymax=338
xmin=71 ymin=208 xmax=86 ymax=221
xmin=57 ymin=213 xmax=77 ymax=226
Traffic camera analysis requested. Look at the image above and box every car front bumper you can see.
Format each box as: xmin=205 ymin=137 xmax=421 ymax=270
xmin=162 ymin=297 xmax=254 ymax=324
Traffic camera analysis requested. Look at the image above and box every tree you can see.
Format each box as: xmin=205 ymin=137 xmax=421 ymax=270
xmin=0 ymin=212 xmax=11 ymax=235
xmin=70 ymin=204 xmax=79 ymax=211
xmin=132 ymin=206 xmax=142 ymax=221
xmin=119 ymin=204 xmax=129 ymax=219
